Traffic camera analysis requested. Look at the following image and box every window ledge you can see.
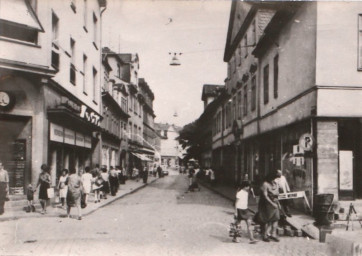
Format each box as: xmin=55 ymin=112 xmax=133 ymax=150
xmin=0 ymin=36 xmax=40 ymax=48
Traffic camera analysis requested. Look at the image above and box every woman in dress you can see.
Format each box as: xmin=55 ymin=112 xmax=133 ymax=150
xmin=57 ymin=169 xmax=68 ymax=209
xmin=36 ymin=164 xmax=51 ymax=214
xmin=81 ymin=166 xmax=92 ymax=204
xmin=0 ymin=162 xmax=9 ymax=215
xmin=66 ymin=168 xmax=83 ymax=220
xmin=91 ymin=166 xmax=102 ymax=203
xmin=257 ymin=171 xmax=280 ymax=242
xmin=100 ymin=167 xmax=109 ymax=199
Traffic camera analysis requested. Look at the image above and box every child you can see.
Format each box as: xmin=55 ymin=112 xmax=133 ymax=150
xmin=233 ymin=181 xmax=258 ymax=244
xmin=26 ymin=184 xmax=35 ymax=212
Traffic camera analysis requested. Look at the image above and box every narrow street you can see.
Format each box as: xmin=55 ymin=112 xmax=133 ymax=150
xmin=0 ymin=170 xmax=328 ymax=256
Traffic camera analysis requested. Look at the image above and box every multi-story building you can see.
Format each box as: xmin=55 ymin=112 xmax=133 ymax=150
xmin=154 ymin=123 xmax=182 ymax=169
xmin=101 ymin=47 xmax=130 ymax=170
xmin=0 ymin=0 xmax=106 ymax=193
xmin=138 ymin=78 xmax=158 ymax=166
xmin=209 ymin=1 xmax=362 ymax=209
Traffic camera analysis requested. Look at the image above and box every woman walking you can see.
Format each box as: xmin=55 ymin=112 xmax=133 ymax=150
xmin=66 ymin=168 xmax=83 ymax=220
xmin=36 ymin=164 xmax=51 ymax=214
xmin=100 ymin=167 xmax=109 ymax=200
xmin=92 ymin=166 xmax=102 ymax=203
xmin=81 ymin=167 xmax=92 ymax=204
xmin=57 ymin=169 xmax=68 ymax=209
xmin=0 ymin=162 xmax=9 ymax=215
xmin=257 ymin=171 xmax=280 ymax=242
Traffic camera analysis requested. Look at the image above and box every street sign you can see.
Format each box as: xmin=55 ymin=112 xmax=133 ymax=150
xmin=299 ymin=133 xmax=314 ymax=151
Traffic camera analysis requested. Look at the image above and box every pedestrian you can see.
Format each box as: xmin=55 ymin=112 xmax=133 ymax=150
xmin=117 ymin=166 xmax=125 ymax=185
xmin=233 ymin=181 xmax=258 ymax=244
xmin=26 ymin=184 xmax=35 ymax=212
xmin=256 ymin=171 xmax=280 ymax=242
xmin=188 ymin=169 xmax=200 ymax=192
xmin=209 ymin=168 xmax=216 ymax=186
xmin=109 ymin=166 xmax=119 ymax=196
xmin=133 ymin=167 xmax=140 ymax=181
xmin=92 ymin=167 xmax=102 ymax=203
xmin=142 ymin=166 xmax=148 ymax=184
xmin=81 ymin=167 xmax=92 ymax=204
xmin=100 ymin=167 xmax=109 ymax=199
xmin=0 ymin=162 xmax=9 ymax=215
xmin=65 ymin=168 xmax=83 ymax=220
xmin=57 ymin=169 xmax=68 ymax=209
xmin=275 ymin=169 xmax=291 ymax=217
xmin=157 ymin=165 xmax=162 ymax=178
xmin=36 ymin=164 xmax=51 ymax=214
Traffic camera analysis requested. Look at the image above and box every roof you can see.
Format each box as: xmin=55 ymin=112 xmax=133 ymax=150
xmin=201 ymin=84 xmax=224 ymax=101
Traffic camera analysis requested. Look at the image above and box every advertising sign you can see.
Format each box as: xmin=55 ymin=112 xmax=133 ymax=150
xmin=50 ymin=123 xmax=64 ymax=143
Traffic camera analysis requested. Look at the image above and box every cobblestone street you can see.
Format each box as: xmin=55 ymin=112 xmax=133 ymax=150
xmin=0 ymin=171 xmax=328 ymax=256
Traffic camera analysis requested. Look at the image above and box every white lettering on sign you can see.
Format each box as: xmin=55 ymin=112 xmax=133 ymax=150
xmin=80 ymin=105 xmax=101 ymax=126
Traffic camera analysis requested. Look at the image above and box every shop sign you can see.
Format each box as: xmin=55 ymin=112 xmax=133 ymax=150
xmin=80 ymin=105 xmax=101 ymax=126
xmin=50 ymin=123 xmax=64 ymax=143
xmin=299 ymin=133 xmax=314 ymax=151
xmin=339 ymin=150 xmax=353 ymax=190
xmin=64 ymin=128 xmax=75 ymax=145
xmin=84 ymin=135 xmax=92 ymax=148
xmin=75 ymin=133 xmax=85 ymax=147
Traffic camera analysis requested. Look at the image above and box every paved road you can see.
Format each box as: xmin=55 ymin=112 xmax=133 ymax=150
xmin=0 ymin=170 xmax=329 ymax=256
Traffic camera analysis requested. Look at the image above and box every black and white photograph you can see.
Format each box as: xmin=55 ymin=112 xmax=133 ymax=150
xmin=0 ymin=0 xmax=362 ymax=255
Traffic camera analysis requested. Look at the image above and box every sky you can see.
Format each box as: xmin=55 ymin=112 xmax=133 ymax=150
xmin=103 ymin=0 xmax=230 ymax=127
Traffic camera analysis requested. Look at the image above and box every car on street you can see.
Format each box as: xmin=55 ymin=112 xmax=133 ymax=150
xmin=162 ymin=169 xmax=169 ymax=176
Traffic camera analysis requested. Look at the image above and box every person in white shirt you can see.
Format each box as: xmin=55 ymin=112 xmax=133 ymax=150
xmin=233 ymin=181 xmax=258 ymax=244
xmin=275 ymin=169 xmax=291 ymax=217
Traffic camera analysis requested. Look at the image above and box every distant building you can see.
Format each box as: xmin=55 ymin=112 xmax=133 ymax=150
xmin=154 ymin=123 xmax=182 ymax=169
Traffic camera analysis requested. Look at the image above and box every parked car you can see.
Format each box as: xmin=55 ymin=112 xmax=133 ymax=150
xmin=162 ymin=169 xmax=169 ymax=176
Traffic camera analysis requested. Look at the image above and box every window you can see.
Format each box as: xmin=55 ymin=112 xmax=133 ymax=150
xmin=93 ymin=13 xmax=98 ymax=48
xmin=263 ymin=65 xmax=269 ymax=104
xmin=358 ymin=14 xmax=362 ymax=70
xmin=121 ymin=96 xmax=127 ymax=113
xmin=83 ymin=54 xmax=87 ymax=93
xmin=117 ymin=63 xmax=121 ymax=77
xmin=93 ymin=67 xmax=98 ymax=102
xmin=51 ymin=12 xmax=59 ymax=69
xmin=274 ymin=55 xmax=279 ymax=99
xmin=251 ymin=76 xmax=256 ymax=111
xmin=251 ymin=20 xmax=256 ymax=45
xmin=232 ymin=96 xmax=236 ymax=123
xmin=237 ymin=90 xmax=242 ymax=119
xmin=228 ymin=62 xmax=231 ymax=78
xmin=83 ymin=0 xmax=87 ymax=30
xmin=233 ymin=54 xmax=237 ymax=73
xmin=134 ymin=97 xmax=138 ymax=114
xmin=70 ymin=38 xmax=76 ymax=85
xmin=243 ymin=86 xmax=248 ymax=116
xmin=238 ymin=44 xmax=242 ymax=66
xmin=244 ymin=34 xmax=248 ymax=57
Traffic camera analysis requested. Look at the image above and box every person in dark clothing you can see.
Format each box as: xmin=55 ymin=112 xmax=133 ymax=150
xmin=109 ymin=166 xmax=119 ymax=196
xmin=142 ymin=166 xmax=149 ymax=184
xmin=157 ymin=166 xmax=163 ymax=178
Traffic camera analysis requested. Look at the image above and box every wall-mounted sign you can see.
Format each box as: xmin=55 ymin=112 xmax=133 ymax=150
xmin=75 ymin=133 xmax=85 ymax=147
xmin=64 ymin=128 xmax=75 ymax=145
xmin=339 ymin=150 xmax=353 ymax=190
xmin=50 ymin=123 xmax=64 ymax=143
xmin=80 ymin=105 xmax=101 ymax=126
xmin=84 ymin=135 xmax=92 ymax=149
xmin=299 ymin=133 xmax=314 ymax=151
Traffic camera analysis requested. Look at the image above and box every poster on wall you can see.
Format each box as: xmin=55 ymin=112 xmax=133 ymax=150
xmin=339 ymin=150 xmax=353 ymax=190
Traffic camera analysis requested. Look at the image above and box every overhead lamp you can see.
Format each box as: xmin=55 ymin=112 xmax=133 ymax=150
xmin=169 ymin=52 xmax=182 ymax=66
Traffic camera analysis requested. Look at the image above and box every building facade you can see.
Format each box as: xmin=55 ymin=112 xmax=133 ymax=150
xmin=205 ymin=1 xmax=362 ymax=209
xmin=0 ymin=0 xmax=106 ymax=194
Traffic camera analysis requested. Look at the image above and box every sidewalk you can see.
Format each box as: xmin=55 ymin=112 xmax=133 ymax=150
xmin=199 ymin=179 xmax=319 ymax=239
xmin=0 ymin=176 xmax=158 ymax=222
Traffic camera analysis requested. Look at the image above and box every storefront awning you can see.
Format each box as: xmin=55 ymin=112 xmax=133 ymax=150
xmin=0 ymin=0 xmax=44 ymax=32
xmin=131 ymin=153 xmax=152 ymax=162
